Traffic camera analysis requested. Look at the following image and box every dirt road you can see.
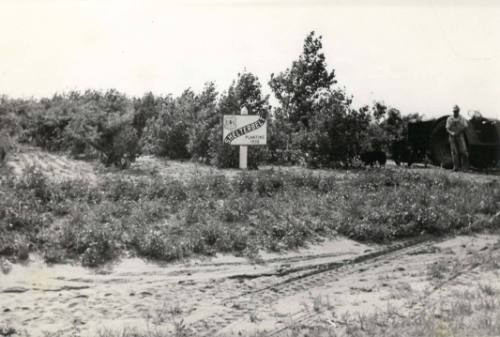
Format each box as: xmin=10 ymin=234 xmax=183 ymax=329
xmin=2 ymin=233 xmax=499 ymax=337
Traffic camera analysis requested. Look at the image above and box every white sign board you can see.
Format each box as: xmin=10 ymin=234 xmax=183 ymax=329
xmin=223 ymin=115 xmax=267 ymax=145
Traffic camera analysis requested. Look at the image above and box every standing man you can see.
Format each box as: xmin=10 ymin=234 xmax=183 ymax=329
xmin=446 ymin=105 xmax=469 ymax=171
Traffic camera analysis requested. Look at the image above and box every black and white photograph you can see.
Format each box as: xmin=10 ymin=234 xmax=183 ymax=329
xmin=1 ymin=1 xmax=500 ymax=336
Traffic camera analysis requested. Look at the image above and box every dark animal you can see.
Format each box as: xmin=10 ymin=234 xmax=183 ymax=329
xmin=391 ymin=140 xmax=413 ymax=166
xmin=360 ymin=150 xmax=386 ymax=167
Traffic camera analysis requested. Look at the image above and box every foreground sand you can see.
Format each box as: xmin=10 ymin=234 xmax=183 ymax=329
xmin=1 ymin=233 xmax=499 ymax=336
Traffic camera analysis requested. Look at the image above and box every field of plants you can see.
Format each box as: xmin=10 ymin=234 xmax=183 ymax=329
xmin=1 ymin=148 xmax=499 ymax=268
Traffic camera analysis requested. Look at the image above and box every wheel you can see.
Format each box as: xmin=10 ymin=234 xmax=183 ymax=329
xmin=431 ymin=140 xmax=453 ymax=168
xmin=430 ymin=119 xmax=453 ymax=168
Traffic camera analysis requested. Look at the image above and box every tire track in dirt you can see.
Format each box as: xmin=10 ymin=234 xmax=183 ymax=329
xmin=261 ymin=235 xmax=500 ymax=337
xmin=187 ymin=236 xmax=442 ymax=336
xmin=227 ymin=235 xmax=438 ymax=297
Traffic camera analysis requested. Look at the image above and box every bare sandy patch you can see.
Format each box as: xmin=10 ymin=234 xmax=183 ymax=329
xmin=1 ymin=234 xmax=499 ymax=337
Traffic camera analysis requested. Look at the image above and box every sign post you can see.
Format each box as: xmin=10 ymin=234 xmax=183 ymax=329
xmin=239 ymin=107 xmax=248 ymax=169
xmin=222 ymin=106 xmax=267 ymax=170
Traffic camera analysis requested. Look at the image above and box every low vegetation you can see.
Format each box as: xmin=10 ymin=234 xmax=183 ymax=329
xmin=276 ymin=251 xmax=500 ymax=337
xmin=279 ymin=287 xmax=500 ymax=337
xmin=1 ymin=164 xmax=498 ymax=267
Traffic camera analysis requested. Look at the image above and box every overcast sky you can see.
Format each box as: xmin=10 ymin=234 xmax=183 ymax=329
xmin=0 ymin=0 xmax=499 ymax=119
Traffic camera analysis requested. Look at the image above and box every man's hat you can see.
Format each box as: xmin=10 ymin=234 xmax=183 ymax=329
xmin=453 ymin=105 xmax=460 ymax=112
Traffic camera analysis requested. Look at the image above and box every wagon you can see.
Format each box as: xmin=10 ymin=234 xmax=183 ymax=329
xmin=397 ymin=114 xmax=500 ymax=169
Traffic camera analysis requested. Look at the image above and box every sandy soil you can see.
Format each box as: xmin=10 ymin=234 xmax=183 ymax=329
xmin=6 ymin=147 xmax=98 ymax=183
xmin=1 ymin=234 xmax=499 ymax=337
xmin=4 ymin=148 xmax=240 ymax=185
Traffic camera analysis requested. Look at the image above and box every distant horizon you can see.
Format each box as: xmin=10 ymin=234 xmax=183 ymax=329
xmin=1 ymin=0 xmax=499 ymax=119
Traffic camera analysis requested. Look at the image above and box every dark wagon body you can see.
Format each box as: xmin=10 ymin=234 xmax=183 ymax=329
xmin=399 ymin=115 xmax=500 ymax=169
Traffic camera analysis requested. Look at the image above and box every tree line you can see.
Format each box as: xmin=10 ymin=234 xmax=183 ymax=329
xmin=0 ymin=31 xmax=420 ymax=169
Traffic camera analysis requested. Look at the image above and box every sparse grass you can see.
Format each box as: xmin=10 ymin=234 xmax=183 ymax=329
xmin=1 ymin=165 xmax=500 ymax=267
xmin=261 ymin=248 xmax=500 ymax=337
xmin=306 ymin=293 xmax=334 ymax=314
xmin=479 ymin=283 xmax=496 ymax=297
xmin=13 ymin=274 xmax=500 ymax=337
xmin=256 ymin=284 xmax=500 ymax=337
xmin=90 ymin=327 xmax=179 ymax=337
xmin=428 ymin=260 xmax=451 ymax=280
xmin=387 ymin=282 xmax=413 ymax=300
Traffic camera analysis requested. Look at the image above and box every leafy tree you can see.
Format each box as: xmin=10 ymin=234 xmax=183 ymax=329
xmin=269 ymin=31 xmax=336 ymax=129
xmin=187 ymin=82 xmax=219 ymax=162
xmin=140 ymin=95 xmax=173 ymax=155
xmin=156 ymin=92 xmax=191 ymax=159
xmin=363 ymin=101 xmax=422 ymax=153
xmin=372 ymin=101 xmax=387 ymax=123
xmin=267 ymin=107 xmax=295 ymax=164
xmin=293 ymin=90 xmax=370 ymax=167
xmin=141 ymin=83 xmax=219 ymax=161
xmin=382 ymin=108 xmax=422 ymax=141
xmin=0 ymin=96 xmax=22 ymax=162
xmin=133 ymin=92 xmax=158 ymax=139
xmin=24 ymin=94 xmax=76 ymax=151
xmin=269 ymin=31 xmax=366 ymax=167
xmin=0 ymin=96 xmax=21 ymax=137
xmin=64 ymin=90 xmax=140 ymax=168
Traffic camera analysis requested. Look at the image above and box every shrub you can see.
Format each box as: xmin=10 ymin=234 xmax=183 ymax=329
xmin=134 ymin=228 xmax=194 ymax=261
xmin=203 ymin=174 xmax=233 ymax=199
xmin=60 ymin=208 xmax=122 ymax=267
xmin=234 ymin=172 xmax=255 ymax=193
xmin=0 ymin=233 xmax=30 ymax=261
xmin=18 ymin=165 xmax=52 ymax=202
xmin=51 ymin=90 xmax=142 ymax=168
xmin=255 ymin=171 xmax=285 ymax=196
xmin=335 ymin=169 xmax=500 ymax=242
xmin=25 ymin=104 xmax=73 ymax=152
xmin=0 ymin=168 xmax=52 ymax=233
xmin=0 ymin=132 xmax=15 ymax=164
